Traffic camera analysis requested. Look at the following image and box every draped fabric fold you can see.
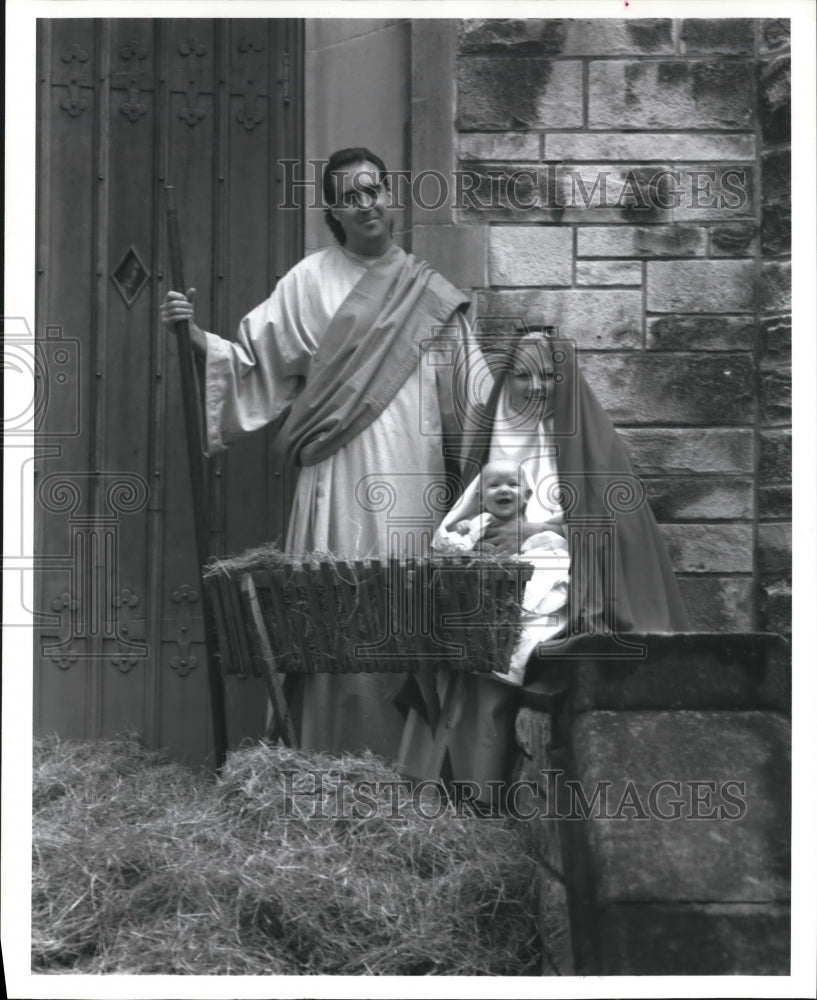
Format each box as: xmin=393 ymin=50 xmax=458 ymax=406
xmin=276 ymin=243 xmax=470 ymax=468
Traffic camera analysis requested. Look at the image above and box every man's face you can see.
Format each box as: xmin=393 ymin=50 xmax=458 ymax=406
xmin=481 ymin=462 xmax=530 ymax=521
xmin=330 ymin=160 xmax=392 ymax=255
xmin=506 ymin=342 xmax=555 ymax=417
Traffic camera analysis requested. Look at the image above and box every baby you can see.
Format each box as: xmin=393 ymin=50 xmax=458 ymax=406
xmin=453 ymin=459 xmax=530 ymax=547
xmin=442 ymin=459 xmax=570 ymax=686
xmin=452 ymin=459 xmax=565 ymax=554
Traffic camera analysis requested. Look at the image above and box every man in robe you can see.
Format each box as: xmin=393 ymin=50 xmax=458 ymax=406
xmin=160 ymin=147 xmax=486 ymax=761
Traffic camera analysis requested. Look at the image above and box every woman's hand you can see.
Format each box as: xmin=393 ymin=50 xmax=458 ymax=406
xmin=159 ymin=288 xmax=206 ymax=355
xmin=479 ymin=517 xmax=526 ymax=554
xmin=481 ymin=517 xmax=562 ymax=553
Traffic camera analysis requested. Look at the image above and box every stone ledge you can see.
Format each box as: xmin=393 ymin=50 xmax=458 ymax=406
xmin=525 ymin=632 xmax=790 ymax=715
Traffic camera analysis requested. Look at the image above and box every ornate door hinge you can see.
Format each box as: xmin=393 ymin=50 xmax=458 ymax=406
xmin=280 ymin=51 xmax=291 ymax=106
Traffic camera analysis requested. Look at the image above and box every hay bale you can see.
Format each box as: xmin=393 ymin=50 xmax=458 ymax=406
xmin=32 ymin=735 xmax=542 ymax=975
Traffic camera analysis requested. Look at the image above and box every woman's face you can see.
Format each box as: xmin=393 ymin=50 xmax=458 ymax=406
xmin=506 ymin=343 xmax=555 ymax=416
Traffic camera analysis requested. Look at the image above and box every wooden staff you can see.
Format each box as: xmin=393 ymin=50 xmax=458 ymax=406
xmin=165 ymin=185 xmax=228 ymax=770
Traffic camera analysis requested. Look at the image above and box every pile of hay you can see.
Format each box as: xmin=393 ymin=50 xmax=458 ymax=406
xmin=33 ymin=734 xmax=542 ymax=975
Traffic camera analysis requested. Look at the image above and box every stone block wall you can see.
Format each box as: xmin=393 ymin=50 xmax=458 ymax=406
xmin=414 ymin=18 xmax=792 ymax=633
xmin=756 ymin=21 xmax=792 ymax=635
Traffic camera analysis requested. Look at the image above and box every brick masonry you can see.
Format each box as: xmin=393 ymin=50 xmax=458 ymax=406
xmin=451 ymin=17 xmax=792 ymax=633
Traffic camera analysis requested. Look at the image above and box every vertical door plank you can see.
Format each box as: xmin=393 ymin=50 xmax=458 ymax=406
xmin=99 ymin=19 xmax=155 ymax=737
xmin=36 ymin=19 xmax=99 ymax=739
xmin=143 ymin=18 xmax=169 ymax=750
xmin=223 ymin=18 xmax=275 ymax=558
xmin=159 ymin=18 xmax=217 ymax=762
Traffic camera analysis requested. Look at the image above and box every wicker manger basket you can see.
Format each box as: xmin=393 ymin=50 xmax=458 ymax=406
xmin=203 ymin=548 xmax=533 ymax=677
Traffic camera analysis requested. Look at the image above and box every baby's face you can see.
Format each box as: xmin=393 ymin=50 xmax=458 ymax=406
xmin=481 ymin=462 xmax=530 ymax=520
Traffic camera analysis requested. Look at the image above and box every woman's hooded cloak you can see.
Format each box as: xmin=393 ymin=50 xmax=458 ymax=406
xmin=461 ymin=332 xmax=690 ymax=635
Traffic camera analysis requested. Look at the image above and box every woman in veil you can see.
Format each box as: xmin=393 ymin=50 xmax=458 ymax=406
xmin=399 ymin=328 xmax=689 ymax=798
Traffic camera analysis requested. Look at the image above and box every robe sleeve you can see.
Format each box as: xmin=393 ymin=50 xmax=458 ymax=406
xmin=435 ymin=309 xmax=495 ymax=485
xmin=202 ymin=269 xmax=316 ymax=455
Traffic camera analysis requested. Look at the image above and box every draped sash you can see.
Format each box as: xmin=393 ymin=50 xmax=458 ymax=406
xmin=276 ymin=244 xmax=470 ymax=468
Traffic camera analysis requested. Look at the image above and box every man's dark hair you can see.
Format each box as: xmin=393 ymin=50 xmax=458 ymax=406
xmin=322 ymin=147 xmax=389 ymax=245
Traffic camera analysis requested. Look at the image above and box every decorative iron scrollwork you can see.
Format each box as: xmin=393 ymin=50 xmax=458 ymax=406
xmin=169 ymin=584 xmax=199 ymax=677
xmin=51 ymin=647 xmax=79 ymax=671
xmin=113 ymin=588 xmax=139 ymax=635
xmin=52 ymin=591 xmax=78 ymax=614
xmin=110 ymin=654 xmax=139 ymax=674
xmin=60 ymin=43 xmax=90 ymax=118
xmin=110 ymin=588 xmax=143 ymax=672
xmin=237 ymin=36 xmax=264 ymax=54
xmin=178 ymin=39 xmax=206 ymax=127
xmin=237 ymin=77 xmax=264 ymax=131
xmin=44 ymin=590 xmax=80 ymax=668
xmin=117 ymin=39 xmax=149 ymax=123
xmin=236 ymin=35 xmax=266 ymax=131
xmin=119 ymin=39 xmax=147 ymax=61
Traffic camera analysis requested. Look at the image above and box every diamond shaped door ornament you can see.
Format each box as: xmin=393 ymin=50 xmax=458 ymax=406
xmin=111 ymin=244 xmax=150 ymax=307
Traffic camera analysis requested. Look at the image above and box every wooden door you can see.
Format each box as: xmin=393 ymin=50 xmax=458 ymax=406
xmin=35 ymin=18 xmax=304 ymax=765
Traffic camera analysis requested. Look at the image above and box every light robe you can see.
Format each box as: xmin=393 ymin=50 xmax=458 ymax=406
xmin=203 ymin=243 xmax=481 ymax=758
